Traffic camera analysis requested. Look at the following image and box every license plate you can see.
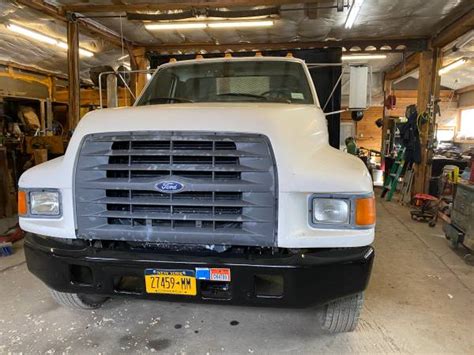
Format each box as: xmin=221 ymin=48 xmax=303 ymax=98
xmin=144 ymin=269 xmax=197 ymax=296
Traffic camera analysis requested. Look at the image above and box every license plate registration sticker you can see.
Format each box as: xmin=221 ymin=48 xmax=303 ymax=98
xmin=196 ymin=268 xmax=231 ymax=282
xmin=144 ymin=269 xmax=197 ymax=296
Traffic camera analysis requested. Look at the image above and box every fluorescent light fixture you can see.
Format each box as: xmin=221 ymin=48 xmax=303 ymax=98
xmin=345 ymin=0 xmax=365 ymax=29
xmin=342 ymin=54 xmax=387 ymax=60
xmin=117 ymin=54 xmax=129 ymax=61
xmin=208 ymin=20 xmax=274 ymax=28
xmin=145 ymin=20 xmax=274 ymax=31
xmin=6 ymin=23 xmax=94 ymax=57
xmin=57 ymin=40 xmax=94 ymax=58
xmin=7 ymin=23 xmax=57 ymax=45
xmin=439 ymin=58 xmax=468 ymax=75
xmin=145 ymin=22 xmax=207 ymax=30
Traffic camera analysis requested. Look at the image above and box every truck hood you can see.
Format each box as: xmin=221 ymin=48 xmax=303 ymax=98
xmin=21 ymin=103 xmax=372 ymax=193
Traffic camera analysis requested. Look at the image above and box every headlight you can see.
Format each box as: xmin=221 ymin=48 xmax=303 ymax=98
xmin=30 ymin=191 xmax=60 ymax=215
xmin=312 ymin=198 xmax=350 ymax=224
xmin=310 ymin=194 xmax=375 ymax=228
xmin=18 ymin=190 xmax=61 ymax=217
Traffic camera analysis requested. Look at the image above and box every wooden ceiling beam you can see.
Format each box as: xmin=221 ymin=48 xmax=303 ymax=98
xmin=61 ymin=1 xmax=323 ymax=13
xmin=455 ymin=84 xmax=474 ymax=95
xmin=384 ymin=53 xmax=421 ymax=81
xmin=145 ymin=38 xmax=428 ymax=53
xmin=432 ymin=7 xmax=474 ymax=48
xmin=15 ymin=0 xmax=132 ymax=48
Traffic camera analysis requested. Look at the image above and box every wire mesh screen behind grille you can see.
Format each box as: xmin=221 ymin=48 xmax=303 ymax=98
xmin=74 ymin=132 xmax=278 ymax=246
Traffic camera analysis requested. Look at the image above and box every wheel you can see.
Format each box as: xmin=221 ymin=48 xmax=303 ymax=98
xmin=320 ymin=292 xmax=364 ymax=333
xmin=464 ymin=254 xmax=474 ymax=266
xmin=50 ymin=289 xmax=108 ymax=310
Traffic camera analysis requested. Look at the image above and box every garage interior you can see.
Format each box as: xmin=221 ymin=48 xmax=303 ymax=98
xmin=0 ymin=0 xmax=473 ymax=353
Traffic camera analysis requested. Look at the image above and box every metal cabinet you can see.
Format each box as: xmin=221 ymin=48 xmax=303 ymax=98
xmin=444 ymin=183 xmax=474 ymax=250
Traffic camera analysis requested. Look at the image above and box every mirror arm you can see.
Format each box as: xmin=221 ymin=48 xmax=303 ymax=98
xmin=324 ymin=109 xmax=347 ymax=117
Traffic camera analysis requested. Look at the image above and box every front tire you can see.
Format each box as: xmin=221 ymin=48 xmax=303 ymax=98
xmin=50 ymin=289 xmax=108 ymax=310
xmin=320 ymin=292 xmax=364 ymax=333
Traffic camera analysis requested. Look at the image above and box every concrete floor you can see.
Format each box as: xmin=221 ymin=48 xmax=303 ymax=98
xmin=1 ymin=196 xmax=473 ymax=354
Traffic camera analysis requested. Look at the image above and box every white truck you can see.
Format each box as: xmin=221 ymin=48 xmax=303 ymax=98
xmin=19 ymin=56 xmax=375 ymax=333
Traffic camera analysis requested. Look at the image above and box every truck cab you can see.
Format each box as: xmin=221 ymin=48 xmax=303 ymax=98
xmin=19 ymin=56 xmax=375 ymax=333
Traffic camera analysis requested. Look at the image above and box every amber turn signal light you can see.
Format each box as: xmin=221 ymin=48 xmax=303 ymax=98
xmin=355 ymin=196 xmax=376 ymax=226
xmin=18 ymin=190 xmax=27 ymax=216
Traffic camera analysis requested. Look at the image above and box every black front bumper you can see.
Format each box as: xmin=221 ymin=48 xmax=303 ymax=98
xmin=25 ymin=234 xmax=374 ymax=308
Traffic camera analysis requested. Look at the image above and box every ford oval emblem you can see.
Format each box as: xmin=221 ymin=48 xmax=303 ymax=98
xmin=156 ymin=181 xmax=184 ymax=193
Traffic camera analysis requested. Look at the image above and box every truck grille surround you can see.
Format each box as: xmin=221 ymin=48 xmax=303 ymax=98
xmin=74 ymin=132 xmax=278 ymax=247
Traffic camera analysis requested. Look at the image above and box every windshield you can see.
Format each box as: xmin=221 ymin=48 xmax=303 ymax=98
xmin=137 ymin=60 xmax=314 ymax=106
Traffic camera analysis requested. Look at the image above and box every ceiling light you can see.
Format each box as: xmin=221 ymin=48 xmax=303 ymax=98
xmin=208 ymin=20 xmax=274 ymax=29
xmin=439 ymin=58 xmax=468 ymax=75
xmin=57 ymin=41 xmax=94 ymax=58
xmin=6 ymin=23 xmax=94 ymax=57
xmin=342 ymin=54 xmax=387 ymax=60
xmin=345 ymin=0 xmax=365 ymax=29
xmin=145 ymin=22 xmax=207 ymax=30
xmin=145 ymin=20 xmax=274 ymax=31
xmin=7 ymin=23 xmax=57 ymax=45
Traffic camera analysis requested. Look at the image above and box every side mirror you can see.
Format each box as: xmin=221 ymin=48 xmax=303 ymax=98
xmin=349 ymin=65 xmax=369 ymax=111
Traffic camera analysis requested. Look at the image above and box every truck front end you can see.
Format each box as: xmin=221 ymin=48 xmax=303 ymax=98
xmin=19 ymin=57 xmax=375 ymax=332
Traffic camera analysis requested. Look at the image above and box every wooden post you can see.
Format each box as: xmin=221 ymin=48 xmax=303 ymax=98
xmin=67 ymin=15 xmax=80 ymax=130
xmin=381 ymin=77 xmax=391 ymax=156
xmin=33 ymin=149 xmax=48 ymax=165
xmin=131 ymin=47 xmax=149 ymax=99
xmin=424 ymin=48 xmax=442 ymax=191
xmin=412 ymin=51 xmax=435 ymax=195
xmin=40 ymin=99 xmax=46 ymax=131
xmin=0 ymin=147 xmax=11 ymax=217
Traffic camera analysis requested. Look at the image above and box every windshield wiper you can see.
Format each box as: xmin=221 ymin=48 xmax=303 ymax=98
xmin=144 ymin=97 xmax=194 ymax=104
xmin=216 ymin=93 xmax=267 ymax=101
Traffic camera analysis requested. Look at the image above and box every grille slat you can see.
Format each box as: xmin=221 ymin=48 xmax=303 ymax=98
xmin=83 ymin=149 xmax=264 ymax=157
xmin=78 ymin=178 xmax=268 ymax=192
xmin=87 ymin=225 xmax=266 ymax=239
xmin=91 ymin=163 xmax=262 ymax=172
xmin=87 ymin=211 xmax=267 ymax=223
xmin=75 ymin=132 xmax=277 ymax=246
xmin=93 ymin=197 xmax=258 ymax=207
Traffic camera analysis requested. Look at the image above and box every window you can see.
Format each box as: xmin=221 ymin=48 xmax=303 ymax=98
xmin=436 ymin=127 xmax=455 ymax=142
xmin=458 ymin=108 xmax=474 ymax=140
xmin=137 ymin=60 xmax=314 ymax=106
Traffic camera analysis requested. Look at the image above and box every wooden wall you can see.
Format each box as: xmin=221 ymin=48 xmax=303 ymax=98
xmin=386 ymin=89 xmax=456 ymax=119
xmin=341 ymin=106 xmax=383 ymax=151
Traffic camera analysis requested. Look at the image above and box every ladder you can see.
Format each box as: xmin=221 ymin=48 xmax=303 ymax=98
xmin=398 ymin=165 xmax=414 ymax=205
xmin=381 ymin=148 xmax=406 ymax=201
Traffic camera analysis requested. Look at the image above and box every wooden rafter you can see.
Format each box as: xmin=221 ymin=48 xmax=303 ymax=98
xmin=432 ymin=7 xmax=474 ymax=48
xmin=146 ymin=38 xmax=428 ymax=54
xmin=15 ymin=0 xmax=132 ymax=48
xmin=384 ymin=53 xmax=421 ymax=81
xmin=61 ymin=1 xmax=323 ymax=13
xmin=455 ymin=84 xmax=474 ymax=95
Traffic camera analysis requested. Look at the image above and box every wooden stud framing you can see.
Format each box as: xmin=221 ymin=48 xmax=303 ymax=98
xmin=67 ymin=19 xmax=80 ymax=129
xmin=61 ymin=1 xmax=323 ymax=13
xmin=16 ymin=0 xmax=132 ymax=48
xmin=131 ymin=48 xmax=149 ymax=99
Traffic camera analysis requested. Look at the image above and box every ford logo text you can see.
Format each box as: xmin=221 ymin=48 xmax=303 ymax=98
xmin=156 ymin=181 xmax=184 ymax=193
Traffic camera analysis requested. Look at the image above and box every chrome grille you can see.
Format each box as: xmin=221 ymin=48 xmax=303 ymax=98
xmin=74 ymin=132 xmax=278 ymax=246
